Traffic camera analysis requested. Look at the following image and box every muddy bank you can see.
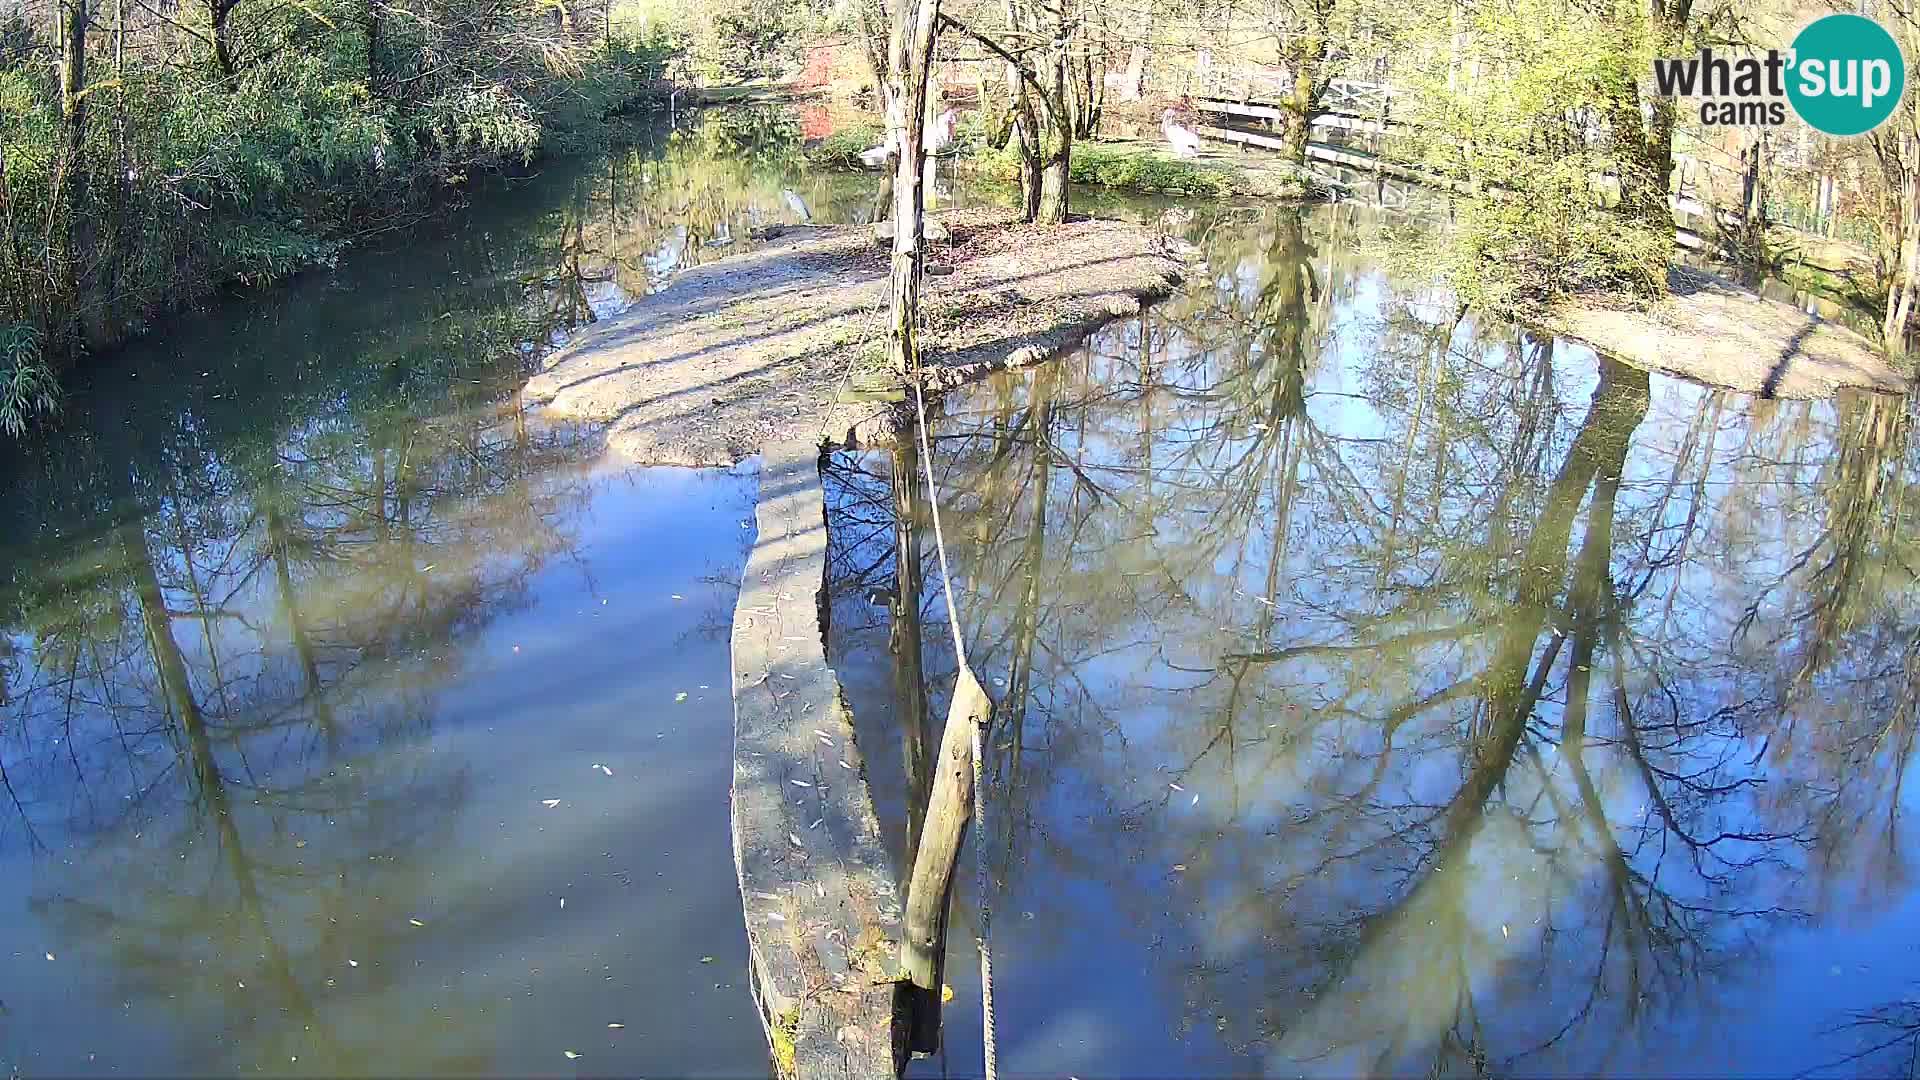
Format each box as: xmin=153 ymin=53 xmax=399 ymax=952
xmin=522 ymin=208 xmax=1188 ymax=465
xmin=1545 ymin=267 xmax=1911 ymax=399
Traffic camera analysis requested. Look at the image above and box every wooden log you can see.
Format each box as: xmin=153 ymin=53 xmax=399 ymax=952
xmin=900 ymin=666 xmax=992 ymax=990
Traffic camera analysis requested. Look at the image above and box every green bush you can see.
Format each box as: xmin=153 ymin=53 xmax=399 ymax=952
xmin=1068 ymin=145 xmax=1236 ymax=197
xmin=0 ymin=2 xmax=691 ymax=430
xmin=971 ymin=142 xmax=1237 ymax=197
xmin=805 ymin=123 xmax=886 ymax=169
xmin=1427 ymin=157 xmax=1668 ymax=312
xmin=0 ymin=324 xmax=56 ymax=437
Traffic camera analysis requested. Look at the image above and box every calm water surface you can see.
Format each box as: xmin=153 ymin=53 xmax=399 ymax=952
xmin=9 ymin=102 xmax=1916 ymax=1079
xmin=0 ymin=108 xmax=903 ymax=1077
xmin=830 ymin=206 xmax=1920 ymax=1078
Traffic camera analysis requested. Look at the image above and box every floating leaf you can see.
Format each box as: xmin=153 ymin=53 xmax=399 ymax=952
xmin=700 ymin=956 xmax=714 ymax=964
xmin=674 ymin=692 xmax=688 ymax=702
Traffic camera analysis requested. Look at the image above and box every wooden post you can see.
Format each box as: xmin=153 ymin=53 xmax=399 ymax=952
xmin=901 ymin=666 xmax=991 ymax=990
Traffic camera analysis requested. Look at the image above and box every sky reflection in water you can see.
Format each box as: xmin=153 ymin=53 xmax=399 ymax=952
xmin=831 ymin=205 xmax=1920 ymax=1079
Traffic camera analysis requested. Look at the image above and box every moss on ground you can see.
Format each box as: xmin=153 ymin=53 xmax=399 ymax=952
xmin=769 ymin=1007 xmax=800 ymax=1078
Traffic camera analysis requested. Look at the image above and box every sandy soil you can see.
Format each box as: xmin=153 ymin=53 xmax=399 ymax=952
xmin=522 ymin=208 xmax=1188 ymax=466
xmin=1546 ymin=267 xmax=1911 ymax=399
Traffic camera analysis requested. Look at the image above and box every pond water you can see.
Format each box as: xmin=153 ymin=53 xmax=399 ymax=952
xmin=0 ymin=108 xmax=904 ymax=1077
xmin=5 ymin=100 xmax=1915 ymax=1079
xmin=828 ymin=207 xmax=1920 ymax=1077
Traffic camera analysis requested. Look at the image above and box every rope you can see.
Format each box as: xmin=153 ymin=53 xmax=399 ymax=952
xmin=911 ymin=378 xmax=967 ymax=666
xmin=909 ymin=372 xmax=996 ymax=1080
xmin=971 ymin=712 xmax=996 ymax=1080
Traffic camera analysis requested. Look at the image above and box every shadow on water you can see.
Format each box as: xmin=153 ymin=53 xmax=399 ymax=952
xmin=829 ymin=203 xmax=1920 ymax=1078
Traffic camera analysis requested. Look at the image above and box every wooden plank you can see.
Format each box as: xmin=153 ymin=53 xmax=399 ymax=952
xmin=732 ymin=441 xmax=908 ymax=1080
xmin=1192 ymin=125 xmax=1473 ymax=194
xmin=1192 ymin=98 xmax=1389 ymax=134
xmin=1310 ymin=114 xmax=1388 ymax=134
xmin=1193 ymin=97 xmax=1286 ymax=122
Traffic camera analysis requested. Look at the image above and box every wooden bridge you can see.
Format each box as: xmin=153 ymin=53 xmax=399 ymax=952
xmin=1168 ymin=72 xmax=1453 ymax=213
xmin=1192 ymin=78 xmax=1402 ymax=137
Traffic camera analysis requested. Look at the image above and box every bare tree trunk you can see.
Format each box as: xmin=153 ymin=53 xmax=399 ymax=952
xmin=59 ymin=0 xmax=89 ymax=340
xmin=1886 ymin=172 xmax=1919 ymax=350
xmin=854 ymin=0 xmax=891 ymax=100
xmin=1643 ymin=0 xmax=1692 ymax=210
xmin=1003 ymin=0 xmax=1040 ymax=220
xmin=1739 ymin=131 xmax=1770 ymax=283
xmin=1279 ymin=5 xmax=1330 ymax=166
xmin=209 ymin=0 xmax=236 ymax=77
xmin=366 ymin=0 xmax=383 ymax=92
xmin=1035 ymin=45 xmax=1071 ymax=224
xmin=883 ymin=0 xmax=943 ymax=376
xmin=1122 ymin=44 xmax=1145 ymax=101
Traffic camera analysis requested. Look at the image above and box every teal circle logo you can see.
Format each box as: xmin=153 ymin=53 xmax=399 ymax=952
xmin=1788 ymin=14 xmax=1905 ymax=136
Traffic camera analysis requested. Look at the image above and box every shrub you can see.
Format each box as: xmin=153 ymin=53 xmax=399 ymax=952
xmin=969 ymin=141 xmax=1237 ymax=197
xmin=1068 ymin=145 xmax=1236 ymax=197
xmin=805 ymin=123 xmax=886 ymax=169
xmin=1425 ymin=157 xmax=1668 ymax=312
xmin=0 ymin=324 xmax=57 ymax=437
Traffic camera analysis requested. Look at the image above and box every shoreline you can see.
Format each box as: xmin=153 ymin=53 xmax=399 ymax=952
xmin=1545 ymin=266 xmax=1911 ymax=399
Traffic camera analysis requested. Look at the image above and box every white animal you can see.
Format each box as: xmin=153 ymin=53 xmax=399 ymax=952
xmin=858 ymin=109 xmax=961 ymax=168
xmin=1162 ymin=108 xmax=1205 ymax=159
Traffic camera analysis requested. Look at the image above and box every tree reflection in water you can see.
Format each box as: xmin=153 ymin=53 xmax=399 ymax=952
xmin=0 ymin=106 xmax=824 ymax=1076
xmin=830 ymin=205 xmax=1920 ymax=1077
xmin=2 ymin=389 xmax=598 ymax=1072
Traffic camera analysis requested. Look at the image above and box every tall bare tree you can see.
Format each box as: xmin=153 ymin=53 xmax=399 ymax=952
xmin=883 ymin=0 xmax=943 ymax=375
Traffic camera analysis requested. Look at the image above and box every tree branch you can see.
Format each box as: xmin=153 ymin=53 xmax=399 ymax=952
xmin=939 ymin=13 xmax=1047 ymax=98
